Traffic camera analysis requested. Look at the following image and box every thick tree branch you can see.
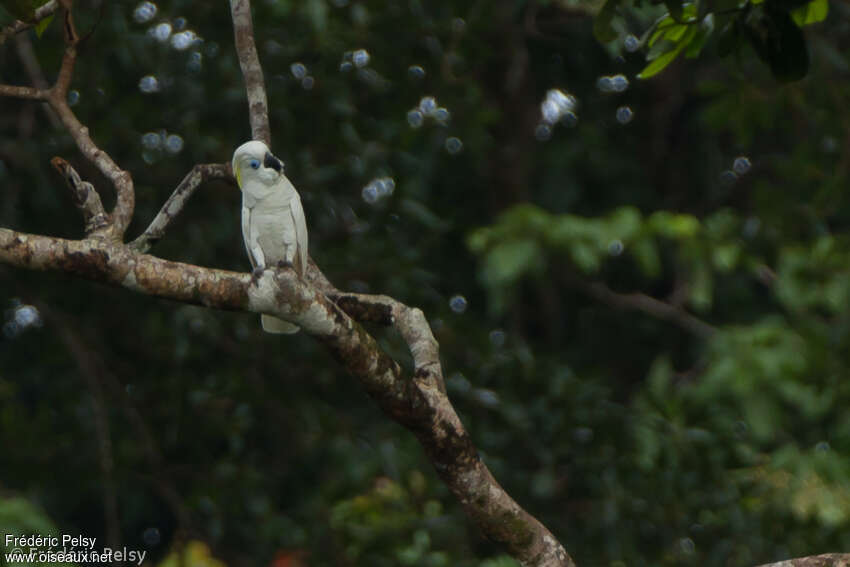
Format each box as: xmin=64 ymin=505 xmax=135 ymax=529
xmin=219 ymin=2 xmax=571 ymax=562
xmin=759 ymin=554 xmax=850 ymax=566
xmin=0 ymin=0 xmax=59 ymax=45
xmin=0 ymin=228 xmax=573 ymax=566
xmin=0 ymin=2 xmax=573 ymax=564
xmin=130 ymin=163 xmax=232 ymax=253
xmin=229 ymin=0 xmax=271 ymax=146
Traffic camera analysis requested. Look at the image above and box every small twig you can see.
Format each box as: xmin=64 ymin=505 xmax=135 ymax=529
xmin=50 ymin=157 xmax=111 ymax=236
xmin=14 ymin=34 xmax=61 ymax=128
xmin=130 ymin=163 xmax=232 ymax=253
xmin=44 ymin=304 xmax=193 ymax=537
xmin=229 ymin=0 xmax=271 ymax=146
xmin=0 ymin=0 xmax=59 ymax=45
xmin=569 ymin=275 xmax=716 ymax=338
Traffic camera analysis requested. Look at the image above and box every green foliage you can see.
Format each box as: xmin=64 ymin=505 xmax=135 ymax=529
xmin=776 ymin=236 xmax=850 ymax=314
xmin=594 ymin=0 xmax=829 ymax=81
xmin=33 ymin=12 xmax=52 ymax=37
xmin=468 ymin=205 xmax=754 ymax=314
xmin=0 ymin=497 xmax=74 ymax=567
xmin=0 ymin=0 xmax=50 ymax=23
xmin=593 ymin=0 xmax=621 ymax=43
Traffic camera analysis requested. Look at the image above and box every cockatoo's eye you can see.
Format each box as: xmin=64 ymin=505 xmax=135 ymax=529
xmin=249 ymin=159 xmax=261 ymax=170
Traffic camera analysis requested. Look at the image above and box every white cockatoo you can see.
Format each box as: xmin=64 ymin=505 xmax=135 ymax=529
xmin=232 ymin=140 xmax=308 ymax=334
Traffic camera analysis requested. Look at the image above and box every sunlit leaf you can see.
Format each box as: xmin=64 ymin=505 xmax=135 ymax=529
xmin=685 ymin=14 xmax=714 ymax=58
xmin=639 ymin=43 xmax=686 ymax=78
xmin=33 ymin=12 xmax=52 ymax=37
xmin=791 ymin=0 xmax=828 ymax=26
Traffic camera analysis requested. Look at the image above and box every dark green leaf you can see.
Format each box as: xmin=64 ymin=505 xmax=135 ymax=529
xmin=765 ymin=9 xmax=810 ymax=81
xmin=1 ymin=0 xmax=35 ymax=21
xmin=717 ymin=20 xmax=742 ymax=57
xmin=594 ymin=0 xmax=621 ymax=43
xmin=33 ymin=12 xmax=52 ymax=37
xmin=767 ymin=0 xmax=812 ymax=10
xmin=685 ymin=14 xmax=715 ymax=58
xmin=664 ymin=0 xmax=684 ymax=22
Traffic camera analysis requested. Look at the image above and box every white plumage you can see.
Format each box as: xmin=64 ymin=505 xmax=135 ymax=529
xmin=232 ymin=140 xmax=308 ymax=334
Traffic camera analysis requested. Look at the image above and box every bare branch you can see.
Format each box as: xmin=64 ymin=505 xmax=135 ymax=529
xmin=0 ymin=228 xmax=574 ymax=567
xmin=567 ymin=276 xmax=716 ymax=338
xmin=758 ymin=554 xmax=850 ymax=567
xmin=46 ymin=304 xmax=194 ymax=536
xmin=44 ymin=306 xmax=122 ymax=552
xmin=14 ymin=33 xmax=61 ymax=128
xmin=0 ymin=3 xmax=136 ymax=240
xmin=0 ymin=84 xmax=48 ymax=100
xmin=0 ymin=0 xmax=59 ymax=45
xmin=130 ymin=163 xmax=232 ymax=253
xmin=50 ymin=157 xmax=111 ymax=236
xmin=229 ymin=0 xmax=271 ymax=146
xmin=45 ymin=100 xmax=135 ymax=239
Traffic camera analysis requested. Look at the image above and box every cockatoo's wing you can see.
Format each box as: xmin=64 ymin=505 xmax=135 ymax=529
xmin=289 ymin=191 xmax=309 ymax=276
xmin=241 ymin=205 xmax=256 ymax=268
xmin=243 ymin=200 xmax=299 ymax=334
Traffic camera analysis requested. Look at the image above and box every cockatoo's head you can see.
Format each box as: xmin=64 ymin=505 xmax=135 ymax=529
xmin=232 ymin=140 xmax=284 ymax=189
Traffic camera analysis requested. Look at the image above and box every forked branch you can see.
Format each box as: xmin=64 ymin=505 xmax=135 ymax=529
xmin=131 ymin=163 xmax=232 ymax=253
xmin=0 ymin=1 xmax=575 ymax=565
xmin=0 ymin=2 xmax=135 ymax=240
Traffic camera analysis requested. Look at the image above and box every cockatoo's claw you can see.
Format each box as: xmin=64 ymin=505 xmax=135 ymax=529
xmin=250 ymin=265 xmax=266 ymax=286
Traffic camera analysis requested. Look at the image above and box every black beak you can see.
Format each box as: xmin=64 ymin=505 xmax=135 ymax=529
xmin=264 ymin=152 xmax=283 ymax=173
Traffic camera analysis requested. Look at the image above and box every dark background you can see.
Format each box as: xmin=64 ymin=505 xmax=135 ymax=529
xmin=1 ymin=1 xmax=849 ymax=565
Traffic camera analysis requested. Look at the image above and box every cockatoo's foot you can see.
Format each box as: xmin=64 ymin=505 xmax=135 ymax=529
xmin=276 ymin=260 xmax=294 ymax=269
xmin=250 ymin=265 xmax=266 ymax=286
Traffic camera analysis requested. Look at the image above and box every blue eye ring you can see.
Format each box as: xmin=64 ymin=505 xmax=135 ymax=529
xmin=249 ymin=159 xmax=260 ymax=170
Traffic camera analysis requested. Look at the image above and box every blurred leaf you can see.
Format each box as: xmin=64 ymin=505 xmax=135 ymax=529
xmin=482 ymin=239 xmax=544 ymax=288
xmin=639 ymin=34 xmax=691 ymax=78
xmin=664 ymin=0 xmax=684 ymax=22
xmin=33 ymin=12 xmax=51 ymax=37
xmin=685 ymin=14 xmax=715 ymax=58
xmin=158 ymin=541 xmax=226 ymax=567
xmin=790 ymin=0 xmax=828 ymax=25
xmin=717 ymin=20 xmax=743 ymax=57
xmin=745 ymin=9 xmax=810 ymax=82
xmin=632 ymin=237 xmax=662 ymax=277
xmin=594 ymin=0 xmax=621 ymax=43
